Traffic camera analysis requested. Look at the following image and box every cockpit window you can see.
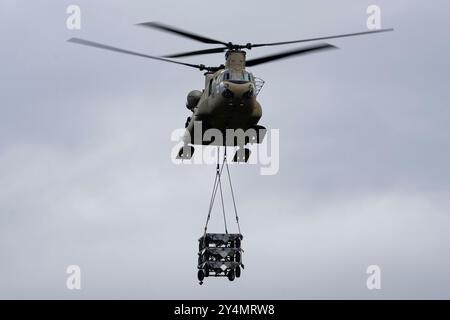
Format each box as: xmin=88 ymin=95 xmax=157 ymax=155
xmin=222 ymin=71 xmax=252 ymax=83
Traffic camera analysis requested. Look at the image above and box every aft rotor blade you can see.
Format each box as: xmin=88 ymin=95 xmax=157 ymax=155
xmin=136 ymin=21 xmax=229 ymax=46
xmin=163 ymin=46 xmax=228 ymax=58
xmin=250 ymin=28 xmax=394 ymax=48
xmin=246 ymin=43 xmax=337 ymax=67
xmin=67 ymin=38 xmax=207 ymax=70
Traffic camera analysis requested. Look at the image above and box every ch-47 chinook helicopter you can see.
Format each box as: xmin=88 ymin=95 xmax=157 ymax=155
xmin=68 ymin=22 xmax=393 ymax=162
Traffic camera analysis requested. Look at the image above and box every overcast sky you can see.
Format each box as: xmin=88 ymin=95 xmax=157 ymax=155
xmin=1 ymin=0 xmax=450 ymax=299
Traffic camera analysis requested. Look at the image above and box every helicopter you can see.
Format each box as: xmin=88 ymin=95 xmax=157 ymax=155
xmin=68 ymin=22 xmax=393 ymax=162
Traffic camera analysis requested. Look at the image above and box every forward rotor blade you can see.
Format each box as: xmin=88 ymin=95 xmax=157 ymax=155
xmin=136 ymin=21 xmax=228 ymax=46
xmin=246 ymin=43 xmax=337 ymax=67
xmin=250 ymin=28 xmax=394 ymax=48
xmin=67 ymin=38 xmax=207 ymax=70
xmin=163 ymin=46 xmax=228 ymax=58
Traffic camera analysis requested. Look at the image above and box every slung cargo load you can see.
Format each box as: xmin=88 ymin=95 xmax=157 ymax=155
xmin=199 ymin=233 xmax=242 ymax=250
xmin=197 ymin=148 xmax=244 ymax=285
xmin=197 ymin=233 xmax=244 ymax=283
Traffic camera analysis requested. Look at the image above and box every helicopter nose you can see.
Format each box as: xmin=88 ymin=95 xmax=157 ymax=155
xmin=221 ymin=82 xmax=254 ymax=100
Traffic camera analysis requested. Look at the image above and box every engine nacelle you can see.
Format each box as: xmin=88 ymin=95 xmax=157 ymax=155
xmin=186 ymin=90 xmax=202 ymax=110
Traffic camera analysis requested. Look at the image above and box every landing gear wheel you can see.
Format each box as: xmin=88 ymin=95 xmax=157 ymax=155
xmin=177 ymin=145 xmax=195 ymax=160
xmin=233 ymin=148 xmax=251 ymax=163
xmin=235 ymin=238 xmax=241 ymax=248
xmin=197 ymin=270 xmax=205 ymax=282
xmin=227 ymin=270 xmax=235 ymax=281
xmin=235 ymin=266 xmax=241 ymax=278
xmin=235 ymin=251 xmax=241 ymax=263
xmin=251 ymin=125 xmax=267 ymax=143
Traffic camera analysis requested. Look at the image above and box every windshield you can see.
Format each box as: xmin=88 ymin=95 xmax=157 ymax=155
xmin=222 ymin=70 xmax=252 ymax=84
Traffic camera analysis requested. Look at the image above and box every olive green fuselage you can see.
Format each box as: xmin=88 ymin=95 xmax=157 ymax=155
xmin=184 ymin=73 xmax=262 ymax=146
xmin=183 ymin=51 xmax=264 ymax=147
